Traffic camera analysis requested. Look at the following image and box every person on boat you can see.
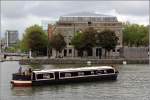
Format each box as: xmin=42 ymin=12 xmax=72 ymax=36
xmin=18 ymin=66 xmax=22 ymax=74
xmin=28 ymin=68 xmax=32 ymax=75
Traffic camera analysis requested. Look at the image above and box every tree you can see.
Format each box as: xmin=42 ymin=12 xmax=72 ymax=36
xmin=81 ymin=27 xmax=97 ymax=56
xmin=71 ymin=27 xmax=97 ymax=57
xmin=21 ymin=25 xmax=48 ymax=56
xmin=71 ymin=32 xmax=84 ymax=56
xmin=123 ymin=23 xmax=149 ymax=46
xmin=97 ymin=30 xmax=118 ymax=58
xmin=49 ymin=33 xmax=66 ymax=57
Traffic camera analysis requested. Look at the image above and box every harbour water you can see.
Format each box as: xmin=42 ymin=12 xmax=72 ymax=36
xmin=0 ymin=61 xmax=150 ymax=100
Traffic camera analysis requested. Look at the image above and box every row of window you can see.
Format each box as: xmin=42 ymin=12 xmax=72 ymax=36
xmin=60 ymin=69 xmax=114 ymax=78
xmin=36 ymin=69 xmax=114 ymax=80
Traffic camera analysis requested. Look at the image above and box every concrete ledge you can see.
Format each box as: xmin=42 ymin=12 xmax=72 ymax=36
xmin=19 ymin=58 xmax=149 ymax=65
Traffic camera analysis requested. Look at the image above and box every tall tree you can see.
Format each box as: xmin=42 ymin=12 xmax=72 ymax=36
xmin=71 ymin=32 xmax=84 ymax=56
xmin=97 ymin=30 xmax=118 ymax=58
xmin=21 ymin=25 xmax=48 ymax=56
xmin=49 ymin=33 xmax=66 ymax=57
xmin=71 ymin=27 xmax=97 ymax=57
xmin=123 ymin=23 xmax=149 ymax=46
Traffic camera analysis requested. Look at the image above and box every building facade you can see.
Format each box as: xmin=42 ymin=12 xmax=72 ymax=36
xmin=48 ymin=12 xmax=123 ymax=58
xmin=5 ymin=30 xmax=19 ymax=47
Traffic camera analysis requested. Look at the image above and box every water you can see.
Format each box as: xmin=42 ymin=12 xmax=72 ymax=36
xmin=0 ymin=61 xmax=150 ymax=100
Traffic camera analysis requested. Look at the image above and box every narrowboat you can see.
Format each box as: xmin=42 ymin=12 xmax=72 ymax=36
xmin=11 ymin=66 xmax=119 ymax=87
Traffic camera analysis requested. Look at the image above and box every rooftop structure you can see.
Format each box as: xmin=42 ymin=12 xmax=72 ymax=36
xmin=59 ymin=12 xmax=117 ymax=22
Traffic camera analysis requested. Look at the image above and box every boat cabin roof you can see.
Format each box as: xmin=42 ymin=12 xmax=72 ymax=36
xmin=33 ymin=66 xmax=114 ymax=74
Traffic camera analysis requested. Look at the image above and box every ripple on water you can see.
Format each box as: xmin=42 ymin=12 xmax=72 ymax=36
xmin=0 ymin=62 xmax=150 ymax=100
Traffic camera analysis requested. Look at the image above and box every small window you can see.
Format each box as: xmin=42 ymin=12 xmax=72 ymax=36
xmin=69 ymin=49 xmax=72 ymax=54
xmin=69 ymin=43 xmax=71 ymax=45
xmin=65 ymin=73 xmax=71 ymax=77
xmin=84 ymin=71 xmax=92 ymax=75
xmin=78 ymin=72 xmax=84 ymax=76
xmin=71 ymin=72 xmax=78 ymax=77
xmin=96 ymin=70 xmax=104 ymax=75
xmin=113 ymin=49 xmax=115 ymax=52
xmin=43 ymin=73 xmax=50 ymax=79
xmin=104 ymin=70 xmax=107 ymax=74
xmin=88 ymin=22 xmax=92 ymax=25
xmin=107 ymin=69 xmax=114 ymax=73
xmin=91 ymin=71 xmax=94 ymax=75
xmin=37 ymin=73 xmax=54 ymax=80
xmin=37 ymin=74 xmax=43 ymax=79
xmin=117 ymin=49 xmax=120 ymax=52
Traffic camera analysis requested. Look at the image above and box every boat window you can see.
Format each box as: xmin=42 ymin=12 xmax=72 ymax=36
xmin=37 ymin=73 xmax=54 ymax=80
xmin=60 ymin=72 xmax=65 ymax=77
xmin=65 ymin=73 xmax=71 ymax=77
xmin=91 ymin=71 xmax=94 ymax=75
xmin=104 ymin=70 xmax=107 ymax=74
xmin=71 ymin=72 xmax=78 ymax=77
xmin=106 ymin=69 xmax=114 ymax=73
xmin=60 ymin=72 xmax=71 ymax=78
xmin=84 ymin=71 xmax=92 ymax=75
xmin=43 ymin=73 xmax=50 ymax=79
xmin=78 ymin=72 xmax=84 ymax=76
xmin=96 ymin=70 xmax=104 ymax=75
xmin=37 ymin=74 xmax=43 ymax=79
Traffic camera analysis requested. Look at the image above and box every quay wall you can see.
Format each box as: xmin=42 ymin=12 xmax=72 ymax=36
xmin=19 ymin=58 xmax=149 ymax=65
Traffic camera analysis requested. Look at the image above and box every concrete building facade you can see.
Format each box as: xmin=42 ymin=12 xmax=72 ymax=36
xmin=48 ymin=12 xmax=123 ymax=58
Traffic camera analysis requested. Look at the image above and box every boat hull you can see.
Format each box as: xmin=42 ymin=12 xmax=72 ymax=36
xmin=11 ymin=80 xmax=32 ymax=87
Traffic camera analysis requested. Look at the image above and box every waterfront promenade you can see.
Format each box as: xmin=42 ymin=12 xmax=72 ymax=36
xmin=19 ymin=57 xmax=149 ymax=65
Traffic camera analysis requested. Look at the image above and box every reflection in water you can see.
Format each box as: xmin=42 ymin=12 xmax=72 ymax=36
xmin=11 ymin=87 xmax=33 ymax=96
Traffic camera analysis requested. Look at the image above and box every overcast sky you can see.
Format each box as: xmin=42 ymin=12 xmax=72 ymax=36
xmin=1 ymin=1 xmax=149 ymax=39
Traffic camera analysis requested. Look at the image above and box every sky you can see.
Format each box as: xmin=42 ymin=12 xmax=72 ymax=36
xmin=1 ymin=1 xmax=149 ymax=39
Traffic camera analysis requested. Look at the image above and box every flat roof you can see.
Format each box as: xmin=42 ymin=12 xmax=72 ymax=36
xmin=62 ymin=12 xmax=114 ymax=17
xmin=33 ymin=66 xmax=114 ymax=74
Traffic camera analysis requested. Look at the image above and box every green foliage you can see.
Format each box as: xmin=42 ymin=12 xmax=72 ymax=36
xmin=21 ymin=24 xmax=48 ymax=55
xmin=50 ymin=33 xmax=66 ymax=55
xmin=123 ymin=24 xmax=149 ymax=46
xmin=5 ymin=41 xmax=21 ymax=52
xmin=72 ymin=28 xmax=118 ymax=57
xmin=71 ymin=27 xmax=97 ymax=56
xmin=82 ymin=27 xmax=97 ymax=50
xmin=71 ymin=32 xmax=84 ymax=56
xmin=97 ymin=30 xmax=118 ymax=57
xmin=71 ymin=32 xmax=84 ymax=50
xmin=5 ymin=47 xmax=16 ymax=52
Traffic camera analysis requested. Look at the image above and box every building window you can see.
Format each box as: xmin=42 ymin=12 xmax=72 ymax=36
xmin=88 ymin=21 xmax=92 ymax=25
xmin=117 ymin=49 xmax=120 ymax=52
xmin=69 ymin=43 xmax=71 ymax=45
xmin=69 ymin=49 xmax=72 ymax=54
xmin=113 ymin=49 xmax=115 ymax=52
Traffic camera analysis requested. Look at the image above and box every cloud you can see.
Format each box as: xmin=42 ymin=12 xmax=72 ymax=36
xmin=1 ymin=1 xmax=149 ymax=39
xmin=2 ymin=1 xmax=149 ymax=19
